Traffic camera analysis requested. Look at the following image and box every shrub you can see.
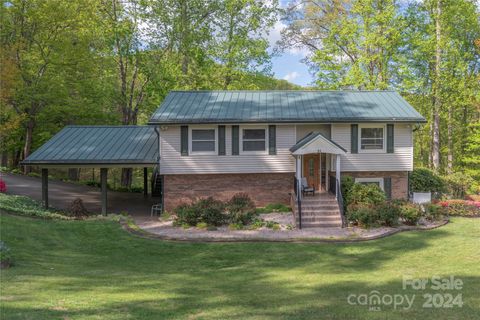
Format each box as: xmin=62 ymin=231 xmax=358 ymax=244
xmin=341 ymin=175 xmax=355 ymax=208
xmin=174 ymin=197 xmax=227 ymax=226
xmin=399 ymin=203 xmax=422 ymax=225
xmin=226 ymin=193 xmax=257 ymax=224
xmin=438 ymin=200 xmax=480 ymax=216
xmin=196 ymin=197 xmax=226 ymax=226
xmin=347 ymin=183 xmax=386 ymax=206
xmin=347 ymin=204 xmax=379 ymax=228
xmin=174 ymin=203 xmax=200 ymax=226
xmin=0 ymin=179 xmax=6 ymax=193
xmin=67 ymin=198 xmax=89 ymax=218
xmin=0 ymin=241 xmax=13 ymax=269
xmin=423 ymin=203 xmax=447 ymax=221
xmin=376 ymin=202 xmax=401 ymax=227
xmin=409 ymin=168 xmax=445 ymax=194
xmin=444 ymin=173 xmax=474 ymax=199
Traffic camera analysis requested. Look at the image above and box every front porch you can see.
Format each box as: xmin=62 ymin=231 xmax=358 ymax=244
xmin=289 ymin=132 xmax=347 ymax=228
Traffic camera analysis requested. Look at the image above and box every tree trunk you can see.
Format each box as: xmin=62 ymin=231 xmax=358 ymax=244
xmin=431 ymin=0 xmax=442 ymax=172
xmin=121 ymin=168 xmax=132 ymax=188
xmin=68 ymin=168 xmax=80 ymax=181
xmin=447 ymin=105 xmax=453 ymax=174
xmin=1 ymin=152 xmax=8 ymax=167
xmin=22 ymin=118 xmax=35 ymax=174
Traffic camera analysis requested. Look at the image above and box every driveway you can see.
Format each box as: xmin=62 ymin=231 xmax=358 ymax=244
xmin=1 ymin=172 xmax=157 ymax=217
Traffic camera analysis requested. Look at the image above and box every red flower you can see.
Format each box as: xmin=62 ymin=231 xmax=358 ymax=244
xmin=0 ymin=179 xmax=6 ymax=193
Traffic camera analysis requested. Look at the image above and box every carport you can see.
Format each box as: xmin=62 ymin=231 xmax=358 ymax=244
xmin=21 ymin=125 xmax=160 ymax=215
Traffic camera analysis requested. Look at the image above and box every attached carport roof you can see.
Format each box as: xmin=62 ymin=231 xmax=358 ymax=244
xmin=21 ymin=126 xmax=159 ymax=167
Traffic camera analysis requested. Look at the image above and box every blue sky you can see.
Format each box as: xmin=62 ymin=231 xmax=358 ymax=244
xmin=268 ymin=1 xmax=314 ymax=87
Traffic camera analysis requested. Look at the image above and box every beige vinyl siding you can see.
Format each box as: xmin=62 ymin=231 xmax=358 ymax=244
xmin=331 ymin=123 xmax=413 ymax=171
xmin=296 ymin=124 xmax=331 ymax=141
xmin=159 ymin=125 xmax=296 ymax=174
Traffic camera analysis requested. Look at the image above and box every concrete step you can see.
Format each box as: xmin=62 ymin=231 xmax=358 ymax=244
xmin=302 ymin=205 xmax=338 ymax=211
xmin=297 ymin=217 xmax=342 ymax=224
xmin=297 ymin=215 xmax=342 ymax=221
xmin=299 ymin=210 xmax=340 ymax=216
xmin=300 ymin=222 xmax=343 ymax=228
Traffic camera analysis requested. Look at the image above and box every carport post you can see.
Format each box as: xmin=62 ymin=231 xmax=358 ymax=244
xmin=143 ymin=167 xmax=148 ymax=198
xmin=41 ymin=168 xmax=48 ymax=209
xmin=100 ymin=168 xmax=108 ymax=215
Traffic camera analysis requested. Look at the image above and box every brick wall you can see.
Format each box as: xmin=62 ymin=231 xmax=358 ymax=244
xmin=163 ymin=173 xmax=295 ymax=211
xmin=338 ymin=171 xmax=409 ymax=199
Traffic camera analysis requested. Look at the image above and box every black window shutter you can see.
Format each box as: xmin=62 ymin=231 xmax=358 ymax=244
xmin=387 ymin=124 xmax=394 ymax=153
xmin=384 ymin=177 xmax=392 ymax=199
xmin=232 ymin=125 xmax=239 ymax=155
xmin=351 ymin=124 xmax=358 ymax=153
xmin=180 ymin=126 xmax=188 ymax=156
xmin=269 ymin=125 xmax=276 ymax=155
xmin=218 ymin=125 xmax=226 ymax=155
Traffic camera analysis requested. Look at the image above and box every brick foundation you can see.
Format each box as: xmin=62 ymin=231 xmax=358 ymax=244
xmin=338 ymin=171 xmax=408 ymax=199
xmin=163 ymin=173 xmax=295 ymax=211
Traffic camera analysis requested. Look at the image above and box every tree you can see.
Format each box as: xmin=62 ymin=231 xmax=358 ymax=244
xmin=280 ymin=0 xmax=402 ymax=89
xmin=0 ymin=0 xmax=108 ymax=173
xmin=213 ymin=0 xmax=278 ymax=89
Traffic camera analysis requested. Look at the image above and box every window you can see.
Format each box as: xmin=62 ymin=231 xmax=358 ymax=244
xmin=242 ymin=128 xmax=266 ymax=152
xmin=360 ymin=125 xmax=384 ymax=151
xmin=191 ymin=128 xmax=216 ymax=153
xmin=355 ymin=178 xmax=384 ymax=191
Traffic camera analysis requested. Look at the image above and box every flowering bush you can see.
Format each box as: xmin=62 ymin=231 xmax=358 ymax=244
xmin=438 ymin=199 xmax=480 ymax=216
xmin=0 ymin=178 xmax=6 ymax=193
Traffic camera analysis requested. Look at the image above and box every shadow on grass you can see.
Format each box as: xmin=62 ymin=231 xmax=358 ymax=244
xmin=1 ymin=215 xmax=478 ymax=320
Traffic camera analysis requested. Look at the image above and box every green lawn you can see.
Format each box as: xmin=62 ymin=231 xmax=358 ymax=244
xmin=1 ymin=214 xmax=479 ymax=319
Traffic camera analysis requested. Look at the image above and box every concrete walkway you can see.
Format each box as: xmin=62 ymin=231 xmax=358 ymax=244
xmin=1 ymin=172 xmax=157 ymax=216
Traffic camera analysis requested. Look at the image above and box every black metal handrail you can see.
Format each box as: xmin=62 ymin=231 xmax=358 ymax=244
xmin=336 ymin=178 xmax=346 ymax=227
xmin=294 ymin=177 xmax=302 ymax=229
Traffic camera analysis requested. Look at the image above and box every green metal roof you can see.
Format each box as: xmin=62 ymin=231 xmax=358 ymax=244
xmin=290 ymin=132 xmax=347 ymax=153
xmin=22 ymin=126 xmax=159 ymax=166
xmin=149 ymin=90 xmax=426 ymax=124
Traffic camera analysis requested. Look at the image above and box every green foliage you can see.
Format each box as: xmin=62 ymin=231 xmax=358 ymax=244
xmin=347 ymin=205 xmax=380 ymax=228
xmin=173 ymin=197 xmax=226 ymax=227
xmin=228 ymin=223 xmax=243 ymax=230
xmin=341 ymin=176 xmax=355 ymax=209
xmin=255 ymin=203 xmax=290 ymax=214
xmin=196 ymin=197 xmax=226 ymax=226
xmin=444 ymin=172 xmax=474 ymax=199
xmin=409 ymin=168 xmax=445 ymax=193
xmin=226 ymin=193 xmax=257 ymax=224
xmin=399 ymin=203 xmax=422 ymax=225
xmin=195 ymin=222 xmax=208 ymax=230
xmin=376 ymin=202 xmax=401 ymax=227
xmin=347 ymin=183 xmax=386 ymax=206
xmin=0 ymin=194 xmax=71 ymax=220
xmin=423 ymin=203 xmax=447 ymax=221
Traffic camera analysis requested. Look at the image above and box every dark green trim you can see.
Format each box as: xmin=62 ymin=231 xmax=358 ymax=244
xmin=268 ymin=125 xmax=276 ymax=155
xmin=384 ymin=177 xmax=392 ymax=199
xmin=351 ymin=124 xmax=358 ymax=154
xmin=180 ymin=126 xmax=188 ymax=156
xmin=218 ymin=125 xmax=226 ymax=155
xmin=387 ymin=124 xmax=394 ymax=153
xmin=232 ymin=125 xmax=239 ymax=155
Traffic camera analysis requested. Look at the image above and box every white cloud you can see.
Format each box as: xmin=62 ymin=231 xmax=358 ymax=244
xmin=283 ymin=71 xmax=300 ymax=81
xmin=268 ymin=20 xmax=310 ymax=57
